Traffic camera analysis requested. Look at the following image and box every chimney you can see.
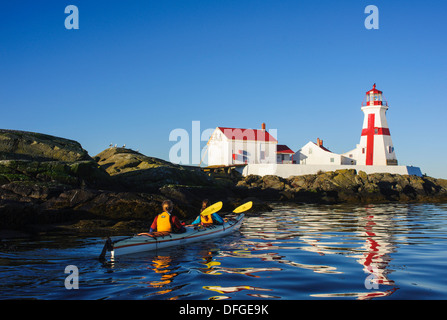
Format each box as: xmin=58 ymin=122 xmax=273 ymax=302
xmin=261 ymin=123 xmax=266 ymax=131
xmin=317 ymin=138 xmax=323 ymax=147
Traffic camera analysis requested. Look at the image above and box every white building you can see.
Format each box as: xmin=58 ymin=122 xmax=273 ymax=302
xmin=277 ymin=145 xmax=295 ymax=164
xmin=296 ymin=138 xmax=354 ymax=165
xmin=207 ymin=123 xmax=278 ymax=166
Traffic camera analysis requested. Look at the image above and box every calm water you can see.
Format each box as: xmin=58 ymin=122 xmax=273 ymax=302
xmin=1 ymin=203 xmax=447 ymax=300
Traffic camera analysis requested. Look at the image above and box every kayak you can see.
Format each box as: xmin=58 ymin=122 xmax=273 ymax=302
xmin=100 ymin=214 xmax=244 ymax=259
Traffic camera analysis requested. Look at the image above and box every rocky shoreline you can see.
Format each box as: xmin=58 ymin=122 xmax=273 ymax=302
xmin=1 ymin=129 xmax=446 ymax=238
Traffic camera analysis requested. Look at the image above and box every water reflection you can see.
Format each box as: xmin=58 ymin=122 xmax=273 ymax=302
xmin=240 ymin=210 xmax=344 ymax=275
xmin=204 ymin=285 xmax=273 ymax=294
xmin=106 ymin=252 xmax=189 ymax=299
xmin=311 ymin=287 xmax=398 ymax=300
xmin=238 ymin=204 xmax=409 ymax=299
xmin=204 ymin=265 xmax=282 ymax=277
xmin=147 ymin=256 xmax=177 ymax=289
xmin=356 ymin=214 xmax=396 ymax=287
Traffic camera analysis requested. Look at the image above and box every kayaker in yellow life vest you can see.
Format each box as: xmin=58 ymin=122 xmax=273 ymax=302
xmin=150 ymin=200 xmax=186 ymax=233
xmin=192 ymin=199 xmax=224 ymax=226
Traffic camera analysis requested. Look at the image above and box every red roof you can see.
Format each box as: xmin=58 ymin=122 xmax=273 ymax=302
xmin=313 ymin=142 xmax=332 ymax=152
xmin=217 ymin=127 xmax=277 ymax=142
xmin=277 ymin=144 xmax=295 ymax=154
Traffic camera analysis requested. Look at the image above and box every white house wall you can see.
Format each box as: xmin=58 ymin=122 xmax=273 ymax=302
xmin=296 ymin=141 xmax=346 ymax=165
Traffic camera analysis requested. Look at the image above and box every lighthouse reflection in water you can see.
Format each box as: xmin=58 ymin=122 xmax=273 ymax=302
xmin=233 ymin=205 xmax=402 ymax=300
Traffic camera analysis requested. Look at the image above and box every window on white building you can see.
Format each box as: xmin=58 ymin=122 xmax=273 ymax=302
xmin=330 ymin=158 xmax=334 ymax=163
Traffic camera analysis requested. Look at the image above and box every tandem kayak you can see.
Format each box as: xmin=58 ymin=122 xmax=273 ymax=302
xmin=99 ymin=214 xmax=244 ymax=259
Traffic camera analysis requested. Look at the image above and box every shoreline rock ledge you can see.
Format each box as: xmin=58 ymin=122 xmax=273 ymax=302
xmin=1 ymin=129 xmax=447 ymax=237
xmin=235 ymin=170 xmax=447 ymax=204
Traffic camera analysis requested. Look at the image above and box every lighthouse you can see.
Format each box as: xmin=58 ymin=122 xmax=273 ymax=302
xmin=357 ymin=84 xmax=397 ymax=166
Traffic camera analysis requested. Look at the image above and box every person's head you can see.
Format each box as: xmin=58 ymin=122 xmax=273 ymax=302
xmin=162 ymin=200 xmax=173 ymax=213
xmin=201 ymin=199 xmax=209 ymax=211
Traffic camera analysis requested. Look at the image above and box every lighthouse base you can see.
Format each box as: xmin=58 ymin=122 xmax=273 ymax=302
xmin=239 ymin=164 xmax=422 ymax=179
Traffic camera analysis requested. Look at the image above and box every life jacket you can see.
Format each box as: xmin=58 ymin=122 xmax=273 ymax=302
xmin=157 ymin=212 xmax=172 ymax=232
xmin=201 ymin=213 xmax=213 ymax=225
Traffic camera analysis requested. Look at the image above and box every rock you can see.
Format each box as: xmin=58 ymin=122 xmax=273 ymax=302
xmin=94 ymin=147 xmax=214 ymax=192
xmin=94 ymin=147 xmax=172 ymax=175
xmin=114 ymin=165 xmax=213 ymax=191
xmin=0 ymin=159 xmax=112 ymax=189
xmin=235 ymin=170 xmax=447 ymax=204
xmin=262 ymin=175 xmax=286 ymax=190
xmin=0 ymin=129 xmax=90 ymax=162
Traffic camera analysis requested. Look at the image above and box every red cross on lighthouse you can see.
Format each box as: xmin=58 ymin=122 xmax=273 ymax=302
xmin=361 ymin=114 xmax=390 ymax=165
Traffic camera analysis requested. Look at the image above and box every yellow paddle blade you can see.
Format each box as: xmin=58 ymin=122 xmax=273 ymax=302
xmin=201 ymin=201 xmax=223 ymax=216
xmin=233 ymin=201 xmax=253 ymax=214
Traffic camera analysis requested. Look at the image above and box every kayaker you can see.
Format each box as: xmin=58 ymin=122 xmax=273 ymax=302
xmin=150 ymin=200 xmax=186 ymax=233
xmin=192 ymin=199 xmax=224 ymax=225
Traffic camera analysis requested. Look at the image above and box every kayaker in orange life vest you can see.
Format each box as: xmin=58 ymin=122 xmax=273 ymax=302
xmin=192 ymin=199 xmax=224 ymax=225
xmin=149 ymin=200 xmax=186 ymax=233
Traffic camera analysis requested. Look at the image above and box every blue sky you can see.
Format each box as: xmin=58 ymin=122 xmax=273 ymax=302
xmin=1 ymin=1 xmax=446 ymax=178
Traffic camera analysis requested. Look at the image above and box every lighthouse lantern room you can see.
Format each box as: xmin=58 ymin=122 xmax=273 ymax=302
xmin=364 ymin=83 xmax=387 ymax=106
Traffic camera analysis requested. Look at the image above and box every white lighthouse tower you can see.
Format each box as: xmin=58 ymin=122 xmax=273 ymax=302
xmin=357 ymin=84 xmax=397 ymax=166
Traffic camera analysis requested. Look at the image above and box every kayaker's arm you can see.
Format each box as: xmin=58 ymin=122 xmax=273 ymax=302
xmin=191 ymin=215 xmax=201 ymax=225
xmin=149 ymin=216 xmax=158 ymax=232
xmin=171 ymin=215 xmax=186 ymax=233
xmin=212 ymin=213 xmax=224 ymax=225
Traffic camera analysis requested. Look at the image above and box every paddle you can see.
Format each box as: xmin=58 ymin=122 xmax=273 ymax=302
xmin=201 ymin=201 xmax=253 ymax=217
xmin=200 ymin=201 xmax=223 ymax=216
xmin=233 ymin=201 xmax=253 ymax=214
